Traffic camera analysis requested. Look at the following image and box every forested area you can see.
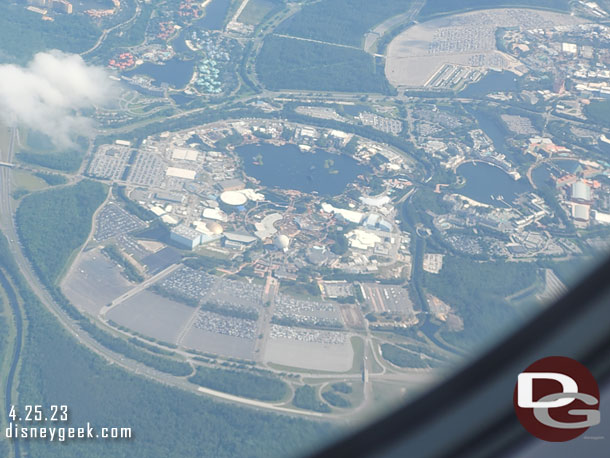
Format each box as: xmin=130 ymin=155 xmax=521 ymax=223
xmin=17 ymin=149 xmax=86 ymax=173
xmin=16 ymin=180 xmax=107 ymax=285
xmin=0 ymin=233 xmax=335 ymax=457
xmin=424 ymin=256 xmax=537 ymax=349
xmin=33 ymin=171 xmax=68 ymax=186
xmin=189 ymin=366 xmax=289 ymax=401
xmin=276 ymin=0 xmax=412 ymax=47
xmin=0 ymin=3 xmax=99 ymax=63
xmin=256 ymin=36 xmax=389 ymax=93
xmin=380 ymin=343 xmax=441 ymax=369
xmin=293 ymin=385 xmax=331 ymax=413
xmin=321 ymin=390 xmax=351 ymax=408
xmin=584 ymin=99 xmax=610 ymax=128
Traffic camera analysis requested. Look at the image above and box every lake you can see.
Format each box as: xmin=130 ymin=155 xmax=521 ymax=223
xmin=235 ymin=143 xmax=367 ymax=197
xmin=457 ymin=161 xmax=530 ymax=206
xmin=532 ymin=159 xmax=580 ymax=188
xmin=170 ymin=93 xmax=195 ymax=105
xmin=126 ymin=58 xmax=194 ymax=88
xmin=196 ymin=0 xmax=231 ymax=30
xmin=460 ymin=70 xmax=519 ymax=98
xmin=466 ymin=106 xmax=508 ymax=153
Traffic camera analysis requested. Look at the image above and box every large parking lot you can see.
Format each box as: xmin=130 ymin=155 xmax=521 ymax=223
xmin=94 ymin=203 xmax=146 ymax=242
xmin=361 ymin=283 xmax=415 ymax=316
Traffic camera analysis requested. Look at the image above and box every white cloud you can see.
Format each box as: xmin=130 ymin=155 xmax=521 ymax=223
xmin=0 ymin=50 xmax=118 ymax=147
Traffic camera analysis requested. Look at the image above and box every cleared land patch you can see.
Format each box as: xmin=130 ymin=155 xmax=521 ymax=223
xmin=107 ymin=290 xmax=194 ymax=345
xmin=62 ymin=248 xmax=133 ymax=315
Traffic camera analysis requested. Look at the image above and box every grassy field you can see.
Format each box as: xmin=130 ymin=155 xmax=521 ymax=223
xmin=12 ymin=171 xmax=48 ymax=193
xmin=349 ymin=335 xmax=365 ymax=373
xmin=238 ymin=0 xmax=282 ymax=25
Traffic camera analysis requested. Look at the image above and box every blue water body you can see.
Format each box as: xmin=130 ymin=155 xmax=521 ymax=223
xmin=196 ymin=0 xmax=231 ymax=30
xmin=171 ymin=93 xmax=195 ymax=105
xmin=532 ymin=159 xmax=581 ymax=189
xmin=470 ymin=109 xmax=508 ymax=153
xmin=235 ymin=143 xmax=367 ymax=196
xmin=125 ymin=58 xmax=194 ymax=88
xmin=460 ymin=71 xmax=519 ymax=98
xmin=457 ymin=161 xmax=530 ymax=205
xmin=172 ymin=31 xmax=192 ymax=55
xmin=531 ymin=164 xmax=553 ymax=189
xmin=554 ymin=159 xmax=580 ymax=174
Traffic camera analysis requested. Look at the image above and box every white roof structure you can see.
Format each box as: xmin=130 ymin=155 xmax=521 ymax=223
xmin=220 ymin=190 xmax=248 ymax=206
xmin=347 ymin=229 xmax=381 ymax=250
xmin=150 ymin=205 xmax=166 ymax=216
xmin=202 ymin=208 xmax=228 ymax=222
xmin=321 ymin=203 xmax=364 ymax=224
xmin=161 ymin=214 xmax=179 ymax=225
xmin=172 ymin=148 xmax=199 ymax=161
xmin=572 ymin=203 xmax=590 ymax=221
xmin=255 ymin=213 xmax=282 ymax=239
xmin=562 ymin=42 xmax=578 ymax=54
xmin=166 ymin=167 xmax=196 ymax=180
xmin=240 ymin=189 xmax=264 ymax=202
xmin=594 ymin=211 xmax=610 ymax=224
xmin=571 ymin=181 xmax=592 ymax=202
xmin=360 ymin=195 xmax=391 ymax=207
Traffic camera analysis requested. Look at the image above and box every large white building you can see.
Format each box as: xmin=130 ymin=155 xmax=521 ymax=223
xmin=170 ymin=225 xmax=202 ymax=250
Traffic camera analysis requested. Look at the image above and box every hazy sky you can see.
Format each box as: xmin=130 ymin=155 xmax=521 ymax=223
xmin=0 ymin=50 xmax=118 ymax=148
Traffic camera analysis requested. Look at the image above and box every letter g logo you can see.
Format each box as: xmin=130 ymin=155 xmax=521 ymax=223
xmin=513 ymin=356 xmax=600 ymax=442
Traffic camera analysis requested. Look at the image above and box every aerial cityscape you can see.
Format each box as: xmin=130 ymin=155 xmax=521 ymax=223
xmin=1 ymin=0 xmax=610 ymax=456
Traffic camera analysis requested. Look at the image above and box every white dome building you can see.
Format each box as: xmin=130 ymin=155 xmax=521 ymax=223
xmin=274 ymin=234 xmax=290 ymax=252
xmin=220 ymin=190 xmax=248 ymax=206
xmin=206 ymin=221 xmax=223 ymax=234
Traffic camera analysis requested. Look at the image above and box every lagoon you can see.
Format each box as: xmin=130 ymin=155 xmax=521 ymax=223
xmin=457 ymin=161 xmax=530 ymax=206
xmin=235 ymin=143 xmax=367 ymax=197
xmin=126 ymin=58 xmax=194 ymax=88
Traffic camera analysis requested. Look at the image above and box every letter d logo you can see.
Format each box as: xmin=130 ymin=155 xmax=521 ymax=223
xmin=513 ymin=356 xmax=600 ymax=442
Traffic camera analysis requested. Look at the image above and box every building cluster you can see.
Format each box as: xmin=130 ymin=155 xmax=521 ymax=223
xmin=26 ymin=0 xmax=72 ymax=14
xmin=503 ymin=23 xmax=610 ymax=98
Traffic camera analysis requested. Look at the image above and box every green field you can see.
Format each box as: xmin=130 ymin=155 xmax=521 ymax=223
xmin=276 ymin=0 xmax=414 ymax=47
xmin=12 ymin=170 xmax=48 ymax=193
xmin=256 ymin=36 xmax=389 ymax=93
xmin=418 ymin=0 xmax=570 ymax=20
xmin=238 ymin=0 xmax=283 ymax=25
xmin=16 ymin=180 xmax=107 ymax=285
